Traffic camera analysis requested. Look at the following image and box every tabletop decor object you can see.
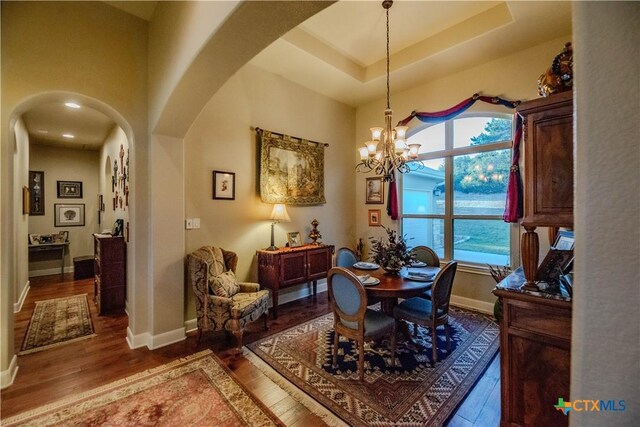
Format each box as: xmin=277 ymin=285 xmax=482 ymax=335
xmin=369 ymin=226 xmax=413 ymax=274
xmin=308 ymin=218 xmax=321 ymax=245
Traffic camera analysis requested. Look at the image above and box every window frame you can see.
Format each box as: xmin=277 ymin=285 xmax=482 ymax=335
xmin=399 ymin=112 xmax=518 ymax=270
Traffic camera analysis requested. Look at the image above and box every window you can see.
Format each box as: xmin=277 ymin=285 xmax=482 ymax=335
xmin=401 ymin=114 xmax=514 ymax=266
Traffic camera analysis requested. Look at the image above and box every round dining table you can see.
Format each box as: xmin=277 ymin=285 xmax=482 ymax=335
xmin=346 ymin=265 xmax=441 ymax=314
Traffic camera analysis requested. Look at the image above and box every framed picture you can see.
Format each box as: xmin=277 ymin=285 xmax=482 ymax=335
xmin=368 ymin=209 xmax=382 ymax=226
xmin=57 ymin=181 xmax=83 ymax=198
xmin=28 ymin=234 xmax=41 ymax=245
xmin=365 ymin=176 xmax=384 ymax=204
xmin=29 ymin=170 xmax=45 ymax=215
xmin=54 ymin=203 xmax=85 ymax=227
xmin=536 ymin=248 xmax=574 ymax=283
xmin=553 ymin=230 xmax=574 ymax=251
xmin=212 ymin=170 xmax=236 ymax=200
xmin=287 ymin=231 xmax=302 ymax=247
xmin=259 ymin=129 xmax=326 ymax=205
xmin=22 ymin=186 xmax=30 ymax=215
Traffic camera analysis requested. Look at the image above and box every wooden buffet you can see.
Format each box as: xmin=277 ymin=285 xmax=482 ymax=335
xmin=257 ymin=244 xmax=334 ymax=318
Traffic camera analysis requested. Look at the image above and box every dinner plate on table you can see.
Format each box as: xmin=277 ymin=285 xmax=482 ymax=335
xmin=404 ymin=271 xmax=435 ymax=282
xmin=357 ymin=275 xmax=380 ymax=286
xmin=353 ymin=262 xmax=380 ymax=270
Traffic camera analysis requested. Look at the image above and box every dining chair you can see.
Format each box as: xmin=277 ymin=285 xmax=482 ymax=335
xmin=327 ymin=267 xmax=396 ymax=380
xmin=335 ymin=246 xmax=380 ymax=307
xmin=411 ymin=245 xmax=441 ymax=267
xmin=393 ymin=261 xmax=458 ymax=363
xmin=336 ymin=247 xmax=358 ymax=267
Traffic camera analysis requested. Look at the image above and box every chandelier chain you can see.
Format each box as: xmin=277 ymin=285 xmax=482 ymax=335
xmin=386 ymin=5 xmax=390 ymax=110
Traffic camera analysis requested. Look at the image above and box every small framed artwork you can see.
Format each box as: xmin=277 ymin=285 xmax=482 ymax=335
xmin=54 ymin=203 xmax=85 ymax=227
xmin=28 ymin=234 xmax=41 ymax=245
xmin=536 ymin=248 xmax=574 ymax=283
xmin=553 ymin=230 xmax=574 ymax=251
xmin=212 ymin=170 xmax=235 ymax=200
xmin=29 ymin=170 xmax=45 ymax=215
xmin=368 ymin=209 xmax=382 ymax=226
xmin=365 ymin=177 xmax=384 ymax=204
xmin=57 ymin=181 xmax=83 ymax=198
xmin=287 ymin=231 xmax=302 ymax=247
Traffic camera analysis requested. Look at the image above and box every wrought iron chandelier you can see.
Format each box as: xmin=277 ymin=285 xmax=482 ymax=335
xmin=356 ymin=0 xmax=421 ymax=182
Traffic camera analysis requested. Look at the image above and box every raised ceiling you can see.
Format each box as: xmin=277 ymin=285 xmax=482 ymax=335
xmin=23 ymin=1 xmax=571 ymax=150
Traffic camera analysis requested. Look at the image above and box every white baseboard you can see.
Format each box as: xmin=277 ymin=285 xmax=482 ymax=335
xmin=0 ymin=355 xmax=18 ymax=389
xmin=185 ymin=318 xmax=197 ymax=334
xmin=450 ymin=294 xmax=494 ymax=315
xmin=127 ymin=326 xmax=186 ymax=350
xmin=28 ymin=266 xmax=73 ymax=278
xmin=14 ymin=281 xmax=30 ymax=312
xmin=273 ymin=279 xmax=327 ymax=307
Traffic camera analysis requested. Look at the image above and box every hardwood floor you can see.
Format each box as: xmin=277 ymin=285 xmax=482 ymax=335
xmin=1 ymin=273 xmax=500 ymax=426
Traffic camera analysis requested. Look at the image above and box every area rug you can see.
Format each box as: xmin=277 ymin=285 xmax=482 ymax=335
xmin=246 ymin=307 xmax=499 ymax=427
xmin=20 ymin=294 xmax=96 ymax=355
xmin=2 ymin=350 xmax=285 ymax=427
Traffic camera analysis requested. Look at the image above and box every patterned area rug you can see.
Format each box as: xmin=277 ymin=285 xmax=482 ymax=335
xmin=20 ymin=294 xmax=96 ymax=355
xmin=2 ymin=350 xmax=284 ymax=427
xmin=246 ymin=307 xmax=499 ymax=427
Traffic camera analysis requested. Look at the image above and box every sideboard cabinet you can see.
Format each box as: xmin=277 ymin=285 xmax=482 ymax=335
xmin=517 ymin=91 xmax=573 ymax=289
xmin=257 ymin=244 xmax=334 ymax=318
xmin=94 ymin=234 xmax=126 ymax=315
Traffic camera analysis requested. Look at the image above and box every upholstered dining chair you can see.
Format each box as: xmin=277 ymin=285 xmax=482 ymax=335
xmin=336 ymin=247 xmax=358 ymax=267
xmin=411 ymin=245 xmax=441 ymax=267
xmin=328 ymin=267 xmax=396 ymax=380
xmin=393 ymin=261 xmax=458 ymax=363
xmin=187 ymin=246 xmax=269 ymax=350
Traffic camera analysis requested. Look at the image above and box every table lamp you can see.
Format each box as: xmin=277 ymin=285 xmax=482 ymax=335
xmin=267 ymin=204 xmax=290 ymax=250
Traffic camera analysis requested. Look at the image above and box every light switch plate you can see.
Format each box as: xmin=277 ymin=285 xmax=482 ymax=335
xmin=193 ymin=218 xmax=200 ymax=229
xmin=185 ymin=219 xmax=193 ymax=229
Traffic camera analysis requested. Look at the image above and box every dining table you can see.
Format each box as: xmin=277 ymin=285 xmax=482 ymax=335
xmin=346 ymin=264 xmax=441 ymax=343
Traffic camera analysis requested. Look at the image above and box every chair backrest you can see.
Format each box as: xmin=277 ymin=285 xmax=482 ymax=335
xmin=187 ymin=246 xmax=238 ymax=298
xmin=411 ymin=245 xmax=441 ymax=267
xmin=430 ymin=261 xmax=458 ymax=319
xmin=327 ymin=267 xmax=367 ymax=331
xmin=336 ymin=247 xmax=358 ymax=267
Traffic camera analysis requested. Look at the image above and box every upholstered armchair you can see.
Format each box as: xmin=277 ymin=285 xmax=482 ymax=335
xmin=187 ymin=246 xmax=269 ymax=350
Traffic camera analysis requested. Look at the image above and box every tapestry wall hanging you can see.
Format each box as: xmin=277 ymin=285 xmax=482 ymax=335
xmin=258 ymin=128 xmax=326 ymax=205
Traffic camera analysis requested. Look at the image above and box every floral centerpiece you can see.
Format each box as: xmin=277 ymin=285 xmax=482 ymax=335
xmin=369 ymin=226 xmax=414 ymax=274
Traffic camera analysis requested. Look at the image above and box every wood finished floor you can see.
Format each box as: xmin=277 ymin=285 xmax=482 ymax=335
xmin=1 ymin=273 xmax=500 ymax=426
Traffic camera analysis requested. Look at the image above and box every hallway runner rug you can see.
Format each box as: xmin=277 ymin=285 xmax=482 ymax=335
xmin=19 ymin=294 xmax=96 ymax=355
xmin=2 ymin=350 xmax=284 ymax=427
xmin=246 ymin=307 xmax=499 ymax=427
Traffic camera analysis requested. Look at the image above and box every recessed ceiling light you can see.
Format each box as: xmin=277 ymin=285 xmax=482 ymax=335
xmin=62 ymin=133 xmax=75 ymax=139
xmin=37 ymin=129 xmax=49 ymax=134
xmin=64 ymin=102 xmax=81 ymax=109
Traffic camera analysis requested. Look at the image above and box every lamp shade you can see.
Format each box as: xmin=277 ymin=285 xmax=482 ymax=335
xmin=270 ymin=204 xmax=290 ymax=222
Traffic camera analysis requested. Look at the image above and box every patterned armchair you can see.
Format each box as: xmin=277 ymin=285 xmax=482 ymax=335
xmin=187 ymin=246 xmax=269 ymax=350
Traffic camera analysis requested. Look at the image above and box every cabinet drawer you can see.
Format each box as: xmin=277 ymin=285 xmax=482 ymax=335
xmin=507 ymin=300 xmax=571 ymax=341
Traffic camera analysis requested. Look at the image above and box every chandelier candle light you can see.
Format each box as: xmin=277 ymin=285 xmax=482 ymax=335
xmin=356 ymin=0 xmax=421 ymax=182
xmin=267 ymin=204 xmax=290 ymax=251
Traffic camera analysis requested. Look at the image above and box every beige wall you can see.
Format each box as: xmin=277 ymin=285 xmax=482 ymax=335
xmin=13 ymin=119 xmax=30 ymax=311
xmin=1 ymin=1 xmax=148 ymax=378
xmin=354 ymin=36 xmax=571 ymax=308
xmin=183 ymin=64 xmax=356 ymax=321
xmin=28 ymin=144 xmax=99 ymax=274
xmin=572 ymin=2 xmax=640 ymax=424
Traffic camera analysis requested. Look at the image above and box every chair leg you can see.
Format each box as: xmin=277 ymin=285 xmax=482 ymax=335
xmin=196 ymin=328 xmax=202 ymax=347
xmin=232 ymin=328 xmax=244 ymax=351
xmin=262 ymin=313 xmax=269 ymax=330
xmin=389 ymin=326 xmax=397 ymax=367
xmin=432 ymin=326 xmax=438 ymax=363
xmin=333 ymin=330 xmax=339 ymax=368
xmin=358 ymin=340 xmax=365 ymax=381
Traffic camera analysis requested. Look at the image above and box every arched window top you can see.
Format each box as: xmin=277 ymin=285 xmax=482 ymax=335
xmin=407 ymin=113 xmax=512 ymax=156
